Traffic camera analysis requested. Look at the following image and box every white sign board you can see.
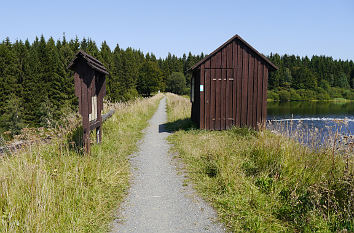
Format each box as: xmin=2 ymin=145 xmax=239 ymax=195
xmin=200 ymin=85 xmax=204 ymax=92
xmin=89 ymin=95 xmax=98 ymax=121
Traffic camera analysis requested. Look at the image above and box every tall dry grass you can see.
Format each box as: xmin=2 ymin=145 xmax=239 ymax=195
xmin=165 ymin=93 xmax=191 ymax=122
xmin=0 ymin=94 xmax=163 ymax=232
xmin=166 ymin=93 xmax=353 ymax=232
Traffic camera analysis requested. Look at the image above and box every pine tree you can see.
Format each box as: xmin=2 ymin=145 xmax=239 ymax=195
xmin=292 ymin=67 xmax=317 ymax=90
xmin=58 ymin=35 xmax=76 ymax=109
xmin=46 ymin=37 xmax=68 ymax=120
xmin=22 ymin=37 xmax=43 ymax=125
xmin=0 ymin=38 xmax=21 ymax=116
xmin=137 ymin=61 xmax=163 ymax=96
xmin=109 ymin=44 xmax=124 ymax=101
xmin=0 ymin=93 xmax=25 ymax=135
xmin=121 ymin=47 xmax=140 ymax=99
xmin=334 ymin=72 xmax=350 ymax=88
xmin=166 ymin=72 xmax=186 ymax=95
xmin=100 ymin=41 xmax=114 ymax=99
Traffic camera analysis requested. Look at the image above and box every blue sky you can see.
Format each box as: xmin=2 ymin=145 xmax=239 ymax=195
xmin=1 ymin=0 xmax=354 ymax=60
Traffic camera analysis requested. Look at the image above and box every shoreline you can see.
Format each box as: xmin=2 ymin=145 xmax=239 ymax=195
xmin=267 ymin=98 xmax=353 ymax=102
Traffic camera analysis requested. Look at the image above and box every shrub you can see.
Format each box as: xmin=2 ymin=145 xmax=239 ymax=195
xmin=278 ymin=89 xmax=290 ymax=102
xmin=267 ymin=90 xmax=279 ymax=101
xmin=342 ymin=89 xmax=354 ymax=100
xmin=328 ymin=87 xmax=344 ymax=99
xmin=315 ymin=87 xmax=330 ymax=100
xmin=137 ymin=61 xmax=163 ymax=96
xmin=289 ymin=89 xmax=302 ymax=101
xmin=297 ymin=89 xmax=316 ymax=100
xmin=166 ymin=72 xmax=187 ymax=95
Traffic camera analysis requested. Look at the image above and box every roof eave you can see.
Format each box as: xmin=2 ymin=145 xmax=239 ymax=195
xmin=67 ymin=50 xmax=109 ymax=75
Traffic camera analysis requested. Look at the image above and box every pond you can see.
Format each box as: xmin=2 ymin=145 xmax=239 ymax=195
xmin=266 ymin=101 xmax=354 ymax=147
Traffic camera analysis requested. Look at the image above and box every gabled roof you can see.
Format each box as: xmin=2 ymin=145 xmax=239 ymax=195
xmin=189 ymin=34 xmax=278 ymax=72
xmin=67 ymin=50 xmax=109 ymax=75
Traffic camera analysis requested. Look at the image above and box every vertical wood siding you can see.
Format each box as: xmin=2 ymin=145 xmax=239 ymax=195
xmin=205 ymin=60 xmax=211 ymax=129
xmin=200 ymin=64 xmax=205 ymax=129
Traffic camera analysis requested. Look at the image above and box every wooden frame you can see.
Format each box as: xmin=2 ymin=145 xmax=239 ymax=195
xmin=68 ymin=50 xmax=108 ymax=153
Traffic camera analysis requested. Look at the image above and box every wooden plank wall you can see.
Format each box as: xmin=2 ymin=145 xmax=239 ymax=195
xmin=205 ymin=60 xmax=210 ymax=129
xmin=198 ymin=39 xmax=269 ymax=130
xmin=200 ymin=64 xmax=205 ymax=128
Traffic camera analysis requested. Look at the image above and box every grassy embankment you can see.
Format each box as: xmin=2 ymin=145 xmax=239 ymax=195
xmin=0 ymin=94 xmax=163 ymax=232
xmin=166 ymin=93 xmax=353 ymax=232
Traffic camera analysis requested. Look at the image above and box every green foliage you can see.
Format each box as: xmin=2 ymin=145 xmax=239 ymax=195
xmin=289 ymin=88 xmax=301 ymax=101
xmin=293 ymin=66 xmax=318 ymax=89
xmin=166 ymin=72 xmax=187 ymax=95
xmin=268 ymin=54 xmax=354 ymax=101
xmin=267 ymin=90 xmax=279 ymax=101
xmin=278 ymin=89 xmax=290 ymax=102
xmin=0 ymin=39 xmax=21 ymax=115
xmin=315 ymin=87 xmax=331 ymax=100
xmin=0 ymin=93 xmax=25 ymax=135
xmin=269 ymin=87 xmax=354 ymax=101
xmin=319 ymin=79 xmax=331 ymax=91
xmin=137 ymin=61 xmax=163 ymax=96
xmin=38 ymin=96 xmax=56 ymax=128
xmin=335 ymin=72 xmax=350 ymax=88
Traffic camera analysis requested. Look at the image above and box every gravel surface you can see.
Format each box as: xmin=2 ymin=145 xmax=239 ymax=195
xmin=110 ymin=97 xmax=225 ymax=233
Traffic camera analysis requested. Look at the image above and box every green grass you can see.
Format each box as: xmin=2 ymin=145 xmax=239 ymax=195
xmin=166 ymin=93 xmax=353 ymax=233
xmin=0 ymin=94 xmax=163 ymax=232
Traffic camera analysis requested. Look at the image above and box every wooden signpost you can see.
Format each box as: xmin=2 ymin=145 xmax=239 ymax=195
xmin=67 ymin=50 xmax=108 ymax=153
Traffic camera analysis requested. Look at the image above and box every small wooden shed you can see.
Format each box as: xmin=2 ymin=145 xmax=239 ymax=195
xmin=67 ymin=50 xmax=108 ymax=153
xmin=190 ymin=34 xmax=278 ymax=130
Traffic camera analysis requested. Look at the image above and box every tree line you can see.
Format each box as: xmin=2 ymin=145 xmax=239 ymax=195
xmin=268 ymin=53 xmax=354 ymax=101
xmin=0 ymin=36 xmax=203 ymax=136
xmin=1 ymin=36 xmax=353 ymax=136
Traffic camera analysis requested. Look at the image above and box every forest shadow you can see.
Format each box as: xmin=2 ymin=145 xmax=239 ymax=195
xmin=159 ymin=117 xmax=197 ymax=133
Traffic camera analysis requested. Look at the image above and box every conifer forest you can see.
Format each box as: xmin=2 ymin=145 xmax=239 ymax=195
xmin=0 ymin=36 xmax=353 ymax=135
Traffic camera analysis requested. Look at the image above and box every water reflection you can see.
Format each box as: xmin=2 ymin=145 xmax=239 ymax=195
xmin=267 ymin=101 xmax=354 ymax=147
xmin=267 ymin=101 xmax=354 ymax=119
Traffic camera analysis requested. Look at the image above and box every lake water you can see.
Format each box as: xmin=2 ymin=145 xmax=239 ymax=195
xmin=267 ymin=101 xmax=354 ymax=146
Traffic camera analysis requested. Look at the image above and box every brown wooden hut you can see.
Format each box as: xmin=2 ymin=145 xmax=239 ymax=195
xmin=189 ymin=34 xmax=278 ymax=130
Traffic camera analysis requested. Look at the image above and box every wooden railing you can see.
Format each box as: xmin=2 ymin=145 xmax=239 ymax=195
xmin=0 ymin=110 xmax=116 ymax=155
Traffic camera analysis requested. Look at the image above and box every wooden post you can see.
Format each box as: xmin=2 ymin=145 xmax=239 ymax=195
xmin=81 ymin=79 xmax=90 ymax=153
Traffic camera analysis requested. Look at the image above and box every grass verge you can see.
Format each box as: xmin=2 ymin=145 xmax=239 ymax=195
xmin=0 ymin=94 xmax=163 ymax=232
xmin=166 ymin=93 xmax=353 ymax=232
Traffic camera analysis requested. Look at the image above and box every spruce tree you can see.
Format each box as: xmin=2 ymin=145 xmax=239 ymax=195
xmin=137 ymin=61 xmax=163 ymax=96
xmin=0 ymin=38 xmax=21 ymax=117
xmin=0 ymin=93 xmax=25 ymax=135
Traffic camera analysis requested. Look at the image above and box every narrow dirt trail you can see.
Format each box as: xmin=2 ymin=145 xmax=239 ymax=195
xmin=110 ymin=97 xmax=225 ymax=233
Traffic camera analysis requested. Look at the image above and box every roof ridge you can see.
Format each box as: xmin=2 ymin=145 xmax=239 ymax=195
xmin=188 ymin=34 xmax=278 ymax=71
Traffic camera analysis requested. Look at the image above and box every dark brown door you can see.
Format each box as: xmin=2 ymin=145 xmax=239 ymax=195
xmin=207 ymin=68 xmax=235 ymax=130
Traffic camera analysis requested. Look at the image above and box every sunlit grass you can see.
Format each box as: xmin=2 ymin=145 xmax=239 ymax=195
xmin=0 ymin=94 xmax=163 ymax=232
xmin=166 ymin=93 xmax=353 ymax=232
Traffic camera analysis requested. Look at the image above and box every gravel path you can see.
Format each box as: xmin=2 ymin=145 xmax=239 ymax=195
xmin=110 ymin=97 xmax=225 ymax=233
